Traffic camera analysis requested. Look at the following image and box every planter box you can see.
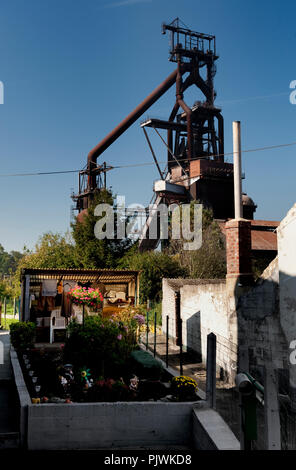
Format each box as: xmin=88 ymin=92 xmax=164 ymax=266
xmin=11 ymin=347 xmax=240 ymax=450
xmin=27 ymin=401 xmax=195 ymax=450
xmin=10 ymin=347 xmax=198 ymax=450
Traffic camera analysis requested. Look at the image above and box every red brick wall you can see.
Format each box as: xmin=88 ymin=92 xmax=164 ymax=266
xmin=225 ymin=219 xmax=252 ymax=277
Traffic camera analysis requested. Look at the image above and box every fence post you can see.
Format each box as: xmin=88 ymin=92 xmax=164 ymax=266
xmin=4 ymin=297 xmax=6 ymax=328
xmin=179 ymin=319 xmax=183 ymax=376
xmin=153 ymin=312 xmax=157 ymax=357
xmin=146 ymin=311 xmax=149 ymax=350
xmin=166 ymin=315 xmax=169 ymax=368
xmin=264 ymin=366 xmax=281 ymax=450
xmin=206 ymin=332 xmax=216 ymax=408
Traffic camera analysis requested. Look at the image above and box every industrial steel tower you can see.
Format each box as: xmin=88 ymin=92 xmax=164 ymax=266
xmin=72 ymin=19 xmax=256 ymax=240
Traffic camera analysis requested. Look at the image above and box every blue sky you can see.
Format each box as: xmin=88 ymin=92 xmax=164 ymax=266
xmin=0 ymin=0 xmax=295 ymax=252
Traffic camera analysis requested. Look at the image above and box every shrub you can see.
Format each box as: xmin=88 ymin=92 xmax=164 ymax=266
xmin=63 ymin=316 xmax=138 ymax=378
xmin=171 ymin=375 xmax=198 ymax=400
xmin=10 ymin=321 xmax=36 ymax=351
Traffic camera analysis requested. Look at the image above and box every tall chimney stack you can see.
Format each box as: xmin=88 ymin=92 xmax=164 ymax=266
xmin=233 ymin=121 xmax=243 ymax=219
xmin=225 ymin=121 xmax=253 ymax=286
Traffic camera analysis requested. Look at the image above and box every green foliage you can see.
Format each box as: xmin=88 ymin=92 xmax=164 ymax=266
xmin=0 ymin=318 xmax=18 ymax=330
xmin=11 ymin=232 xmax=77 ymax=297
xmin=0 ymin=244 xmax=24 ymax=276
xmin=16 ymin=232 xmax=77 ymax=270
xmin=119 ymin=248 xmax=188 ymax=302
xmin=166 ymin=205 xmax=226 ymax=279
xmin=0 ymin=280 xmax=8 ymax=298
xmin=63 ymin=315 xmax=138 ymax=378
xmin=10 ymin=321 xmax=36 ymax=351
xmin=71 ymin=189 xmax=133 ymax=269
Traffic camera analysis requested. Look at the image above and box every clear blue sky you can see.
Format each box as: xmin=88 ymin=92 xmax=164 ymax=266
xmin=0 ymin=0 xmax=295 ymax=252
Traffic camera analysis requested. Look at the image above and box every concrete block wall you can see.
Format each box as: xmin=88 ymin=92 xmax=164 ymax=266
xmin=237 ymin=252 xmax=287 ymax=385
xmin=27 ymin=401 xmax=194 ymax=450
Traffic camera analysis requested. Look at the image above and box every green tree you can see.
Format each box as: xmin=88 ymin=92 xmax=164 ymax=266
xmin=166 ymin=205 xmax=226 ymax=279
xmin=119 ymin=247 xmax=188 ymax=302
xmin=0 ymin=244 xmax=24 ymax=276
xmin=16 ymin=232 xmax=77 ymax=270
xmin=0 ymin=279 xmax=8 ymax=298
xmin=11 ymin=232 xmax=77 ymax=297
xmin=71 ymin=189 xmax=133 ymax=269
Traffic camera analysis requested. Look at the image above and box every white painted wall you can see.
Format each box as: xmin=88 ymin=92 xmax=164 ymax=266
xmin=162 ymin=279 xmax=237 ymax=382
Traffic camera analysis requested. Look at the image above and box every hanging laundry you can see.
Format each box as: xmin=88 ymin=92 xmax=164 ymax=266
xmin=61 ymin=280 xmax=77 ymax=317
xmin=42 ymin=280 xmax=57 ymax=297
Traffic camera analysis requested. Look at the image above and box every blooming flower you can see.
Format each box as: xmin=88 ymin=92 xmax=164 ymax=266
xmin=117 ymin=334 xmax=122 ymax=340
xmin=134 ymin=314 xmax=145 ymax=326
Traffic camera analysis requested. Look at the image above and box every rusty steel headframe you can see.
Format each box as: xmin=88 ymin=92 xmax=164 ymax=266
xmin=74 ymin=19 xmax=223 ymax=211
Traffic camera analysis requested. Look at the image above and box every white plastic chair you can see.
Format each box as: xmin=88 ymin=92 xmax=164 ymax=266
xmin=50 ymin=309 xmax=66 ymax=343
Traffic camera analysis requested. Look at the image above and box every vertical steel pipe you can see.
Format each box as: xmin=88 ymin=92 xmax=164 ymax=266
xmin=146 ymin=311 xmax=149 ymax=350
xmin=233 ymin=121 xmax=243 ymax=219
xmin=153 ymin=312 xmax=157 ymax=357
xmin=166 ymin=315 xmax=169 ymax=368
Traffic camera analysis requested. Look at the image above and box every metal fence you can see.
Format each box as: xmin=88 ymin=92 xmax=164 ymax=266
xmin=139 ymin=312 xmax=185 ymax=374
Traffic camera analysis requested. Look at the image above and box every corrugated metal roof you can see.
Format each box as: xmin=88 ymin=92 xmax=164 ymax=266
xmin=21 ymin=268 xmax=139 ymax=284
xmin=218 ymin=220 xmax=278 ymax=252
xmin=251 ymin=230 xmax=277 ymax=251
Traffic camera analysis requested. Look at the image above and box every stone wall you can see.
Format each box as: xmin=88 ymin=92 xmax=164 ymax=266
xmin=236 ymin=204 xmax=296 ymax=400
xmin=278 ymin=204 xmax=296 ymax=402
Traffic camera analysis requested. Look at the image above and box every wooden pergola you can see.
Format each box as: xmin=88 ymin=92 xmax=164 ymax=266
xmin=20 ymin=268 xmax=140 ymax=322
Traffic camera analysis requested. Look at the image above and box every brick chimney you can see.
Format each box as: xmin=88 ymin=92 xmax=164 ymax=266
xmin=225 ymin=219 xmax=253 ymax=285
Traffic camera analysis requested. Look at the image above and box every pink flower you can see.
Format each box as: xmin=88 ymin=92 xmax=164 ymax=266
xmin=117 ymin=334 xmax=122 ymax=340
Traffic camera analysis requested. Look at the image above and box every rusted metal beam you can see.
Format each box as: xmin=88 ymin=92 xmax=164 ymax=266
xmin=87 ymin=65 xmax=189 ymax=189
xmin=142 ymin=127 xmax=164 ymax=180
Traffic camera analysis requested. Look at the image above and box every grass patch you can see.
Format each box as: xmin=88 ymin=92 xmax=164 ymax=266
xmin=0 ymin=317 xmax=19 ymax=330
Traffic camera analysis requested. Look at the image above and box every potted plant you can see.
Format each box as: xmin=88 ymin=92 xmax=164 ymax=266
xmin=171 ymin=375 xmax=198 ymax=401
xmin=69 ymin=286 xmax=104 ymax=323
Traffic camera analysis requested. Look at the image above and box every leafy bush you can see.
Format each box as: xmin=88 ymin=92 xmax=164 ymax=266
xmin=119 ymin=249 xmax=188 ymax=302
xmin=10 ymin=321 xmax=36 ymax=351
xmin=63 ymin=316 xmax=138 ymax=378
